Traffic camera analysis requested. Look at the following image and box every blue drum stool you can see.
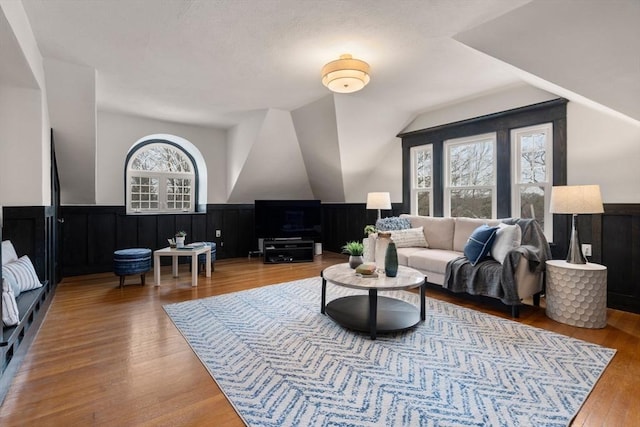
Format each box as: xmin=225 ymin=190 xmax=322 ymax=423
xmin=198 ymin=242 xmax=217 ymax=273
xmin=114 ymin=248 xmax=152 ymax=288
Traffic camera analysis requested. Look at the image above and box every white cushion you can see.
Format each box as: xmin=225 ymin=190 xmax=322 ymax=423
xmin=390 ymin=227 xmax=429 ymax=248
xmin=2 ymin=278 xmax=20 ymax=326
xmin=2 ymin=240 xmax=19 ymax=266
xmin=400 ymin=215 xmax=455 ymax=250
xmin=491 ymin=223 xmax=522 ymax=264
xmin=407 ymin=249 xmax=463 ymax=275
xmin=2 ymin=255 xmax=42 ymax=296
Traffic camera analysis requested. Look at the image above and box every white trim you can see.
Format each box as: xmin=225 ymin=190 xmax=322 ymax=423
xmin=511 ymin=123 xmax=553 ymax=239
xmin=410 ymin=145 xmax=433 ymax=216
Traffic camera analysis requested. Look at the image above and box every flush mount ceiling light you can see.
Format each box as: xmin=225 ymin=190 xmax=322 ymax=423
xmin=321 ymin=54 xmax=370 ymax=94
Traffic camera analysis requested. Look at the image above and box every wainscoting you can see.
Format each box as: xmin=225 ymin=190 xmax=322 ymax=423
xmin=2 ymin=203 xmax=639 ymax=313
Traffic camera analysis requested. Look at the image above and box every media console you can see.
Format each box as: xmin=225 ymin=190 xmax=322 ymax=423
xmin=263 ymin=239 xmax=314 ymax=264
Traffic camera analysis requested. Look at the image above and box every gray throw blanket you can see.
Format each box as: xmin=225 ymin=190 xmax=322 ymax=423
xmin=443 ymin=218 xmax=551 ymax=305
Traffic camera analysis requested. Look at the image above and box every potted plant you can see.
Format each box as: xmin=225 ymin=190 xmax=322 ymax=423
xmin=364 ymin=225 xmax=377 ymax=236
xmin=342 ymin=241 xmax=364 ymax=269
xmin=175 ymin=231 xmax=187 ymax=248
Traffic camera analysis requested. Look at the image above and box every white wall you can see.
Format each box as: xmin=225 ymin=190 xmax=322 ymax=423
xmin=567 ymin=102 xmax=640 ymax=203
xmin=227 ymin=109 xmax=314 ymax=203
xmin=44 ymin=58 xmax=96 ymax=204
xmin=96 ymin=111 xmax=227 ymax=205
xmin=0 ymin=85 xmax=45 ymax=205
xmin=0 ymin=1 xmax=50 ymax=207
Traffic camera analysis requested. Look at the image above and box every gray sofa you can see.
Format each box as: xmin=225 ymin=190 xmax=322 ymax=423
xmin=365 ymin=215 xmax=551 ymax=317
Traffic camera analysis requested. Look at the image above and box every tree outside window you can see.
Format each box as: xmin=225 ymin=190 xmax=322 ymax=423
xmin=411 ymin=146 xmax=433 ymax=216
xmin=445 ymin=134 xmax=496 ymax=218
xmin=512 ymin=123 xmax=553 ymax=238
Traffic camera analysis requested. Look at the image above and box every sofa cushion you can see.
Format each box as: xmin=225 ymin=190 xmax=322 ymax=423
xmin=2 ymin=240 xmax=19 ymax=266
xmin=491 ymin=223 xmax=522 ymax=264
xmin=396 ymin=247 xmax=426 ymax=266
xmin=453 ymin=218 xmax=501 ymax=252
xmin=407 ymin=249 xmax=463 ymax=275
xmin=390 ymin=227 xmax=429 ymax=248
xmin=375 ymin=216 xmax=411 ymax=231
xmin=464 ymin=225 xmax=499 ymax=266
xmin=400 ymin=215 xmax=455 ymax=250
xmin=2 ymin=255 xmax=43 ymax=296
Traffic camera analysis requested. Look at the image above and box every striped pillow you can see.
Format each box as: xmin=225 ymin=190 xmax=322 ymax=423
xmin=390 ymin=227 xmax=429 ymax=248
xmin=2 ymin=255 xmax=42 ymax=296
xmin=2 ymin=279 xmax=20 ymax=326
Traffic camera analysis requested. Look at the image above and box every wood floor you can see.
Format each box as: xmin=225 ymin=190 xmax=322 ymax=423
xmin=1 ymin=252 xmax=638 ymax=426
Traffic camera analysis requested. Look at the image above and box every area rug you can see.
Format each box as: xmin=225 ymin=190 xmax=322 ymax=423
xmin=163 ymin=278 xmax=615 ymax=427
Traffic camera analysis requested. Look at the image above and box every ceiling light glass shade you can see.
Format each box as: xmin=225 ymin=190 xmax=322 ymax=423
xmin=321 ymin=54 xmax=370 ymax=94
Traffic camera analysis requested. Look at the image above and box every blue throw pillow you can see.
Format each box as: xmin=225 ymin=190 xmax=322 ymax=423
xmin=464 ymin=225 xmax=499 ymax=266
xmin=375 ymin=216 xmax=411 ymax=231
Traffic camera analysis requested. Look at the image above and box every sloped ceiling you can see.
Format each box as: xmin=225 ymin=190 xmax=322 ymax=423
xmin=455 ymin=0 xmax=640 ymax=122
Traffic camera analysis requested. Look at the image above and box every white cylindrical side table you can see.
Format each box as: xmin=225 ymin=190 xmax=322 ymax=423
xmin=545 ymin=260 xmax=607 ymax=328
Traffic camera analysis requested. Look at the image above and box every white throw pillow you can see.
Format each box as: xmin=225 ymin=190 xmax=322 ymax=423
xmin=2 ymin=255 xmax=42 ymax=296
xmin=491 ymin=223 xmax=522 ymax=264
xmin=2 ymin=240 xmax=19 ymax=266
xmin=390 ymin=227 xmax=429 ymax=248
xmin=2 ymin=278 xmax=20 ymax=326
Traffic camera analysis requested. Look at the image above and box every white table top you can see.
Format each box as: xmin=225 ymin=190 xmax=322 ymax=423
xmin=154 ymin=245 xmax=210 ymax=255
xmin=546 ymin=260 xmax=606 ymax=271
xmin=322 ymin=263 xmax=425 ymax=291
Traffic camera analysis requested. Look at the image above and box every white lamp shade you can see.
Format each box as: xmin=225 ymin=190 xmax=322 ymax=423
xmin=549 ymin=185 xmax=604 ymax=214
xmin=366 ymin=192 xmax=391 ymax=210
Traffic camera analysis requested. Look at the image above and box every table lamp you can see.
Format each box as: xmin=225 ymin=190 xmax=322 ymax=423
xmin=366 ymin=192 xmax=391 ymax=221
xmin=549 ymin=185 xmax=604 ymax=264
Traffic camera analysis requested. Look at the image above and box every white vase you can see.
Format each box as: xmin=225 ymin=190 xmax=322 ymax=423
xmin=374 ymin=232 xmax=391 ymax=270
xmin=176 ymin=236 xmax=185 ymax=248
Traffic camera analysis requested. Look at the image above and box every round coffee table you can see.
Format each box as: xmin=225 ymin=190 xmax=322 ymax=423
xmin=321 ymin=263 xmax=426 ymax=340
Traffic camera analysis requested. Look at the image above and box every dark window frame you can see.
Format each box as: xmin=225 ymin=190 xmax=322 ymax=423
xmin=399 ymin=98 xmax=568 ymax=244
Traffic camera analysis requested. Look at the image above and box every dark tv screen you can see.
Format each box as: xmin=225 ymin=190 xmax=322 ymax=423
xmin=255 ymin=200 xmax=321 ymax=240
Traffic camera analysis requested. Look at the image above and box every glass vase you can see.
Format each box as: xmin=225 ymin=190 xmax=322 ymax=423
xmin=385 ymin=241 xmax=398 ymax=277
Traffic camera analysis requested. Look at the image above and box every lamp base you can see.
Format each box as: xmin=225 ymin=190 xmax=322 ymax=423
xmin=566 ymin=214 xmax=587 ymax=264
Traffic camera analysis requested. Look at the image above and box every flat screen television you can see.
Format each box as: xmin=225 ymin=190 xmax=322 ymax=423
xmin=254 ymin=200 xmax=322 ymax=241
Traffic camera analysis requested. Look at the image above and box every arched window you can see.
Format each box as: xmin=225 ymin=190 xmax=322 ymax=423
xmin=126 ymin=137 xmax=204 ymax=214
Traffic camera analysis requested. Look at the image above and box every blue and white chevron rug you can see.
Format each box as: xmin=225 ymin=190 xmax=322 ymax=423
xmin=163 ymin=277 xmax=615 ymax=427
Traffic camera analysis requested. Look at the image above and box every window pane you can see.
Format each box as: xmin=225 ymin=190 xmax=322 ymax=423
xmin=131 ymin=144 xmax=193 ymax=173
xmin=449 ymin=141 xmax=493 ymax=187
xmin=450 ymin=189 xmax=492 ymax=218
xmin=519 ymin=185 xmax=545 ymax=230
xmin=417 ymin=191 xmax=430 ymax=216
xmin=416 ymin=150 xmax=432 ymax=188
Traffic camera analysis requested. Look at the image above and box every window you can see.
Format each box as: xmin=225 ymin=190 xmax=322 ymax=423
xmin=410 ymin=145 xmax=433 ymax=216
xmin=511 ymin=123 xmax=553 ymax=237
xmin=444 ymin=133 xmax=496 ymax=218
xmin=126 ymin=142 xmax=196 ymax=213
xmin=401 ymin=99 xmax=566 ymax=242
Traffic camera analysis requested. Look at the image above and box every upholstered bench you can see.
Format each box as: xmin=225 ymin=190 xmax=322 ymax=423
xmin=197 ymin=242 xmax=217 ymax=273
xmin=113 ymin=248 xmax=152 ymax=288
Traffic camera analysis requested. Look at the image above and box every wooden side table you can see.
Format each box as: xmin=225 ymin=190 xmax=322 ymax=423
xmin=545 ymin=260 xmax=607 ymax=328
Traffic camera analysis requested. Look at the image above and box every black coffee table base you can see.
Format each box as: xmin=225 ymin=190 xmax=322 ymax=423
xmin=322 ymin=285 xmax=426 ymax=340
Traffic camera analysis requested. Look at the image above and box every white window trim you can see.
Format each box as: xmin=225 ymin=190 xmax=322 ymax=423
xmin=511 ymin=123 xmax=553 ymax=239
xmin=444 ymin=132 xmax=497 ymax=218
xmin=410 ymin=145 xmax=433 ymax=216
